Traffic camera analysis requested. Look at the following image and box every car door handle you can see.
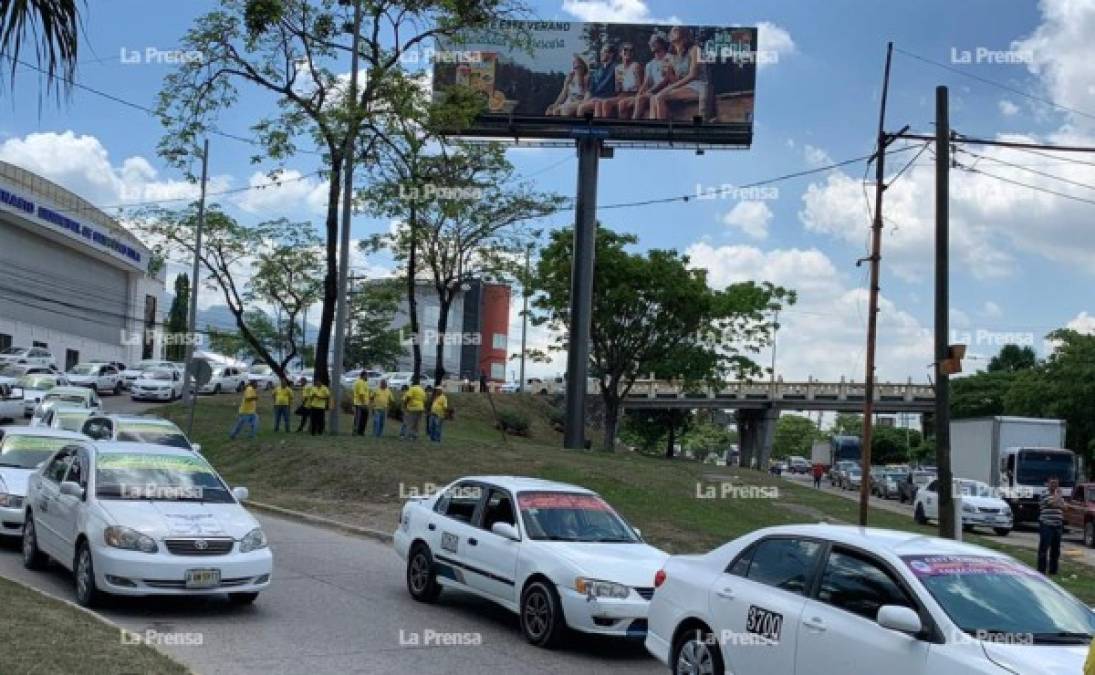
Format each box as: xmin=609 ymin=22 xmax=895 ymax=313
xmin=427 ymin=523 xmax=436 ymax=531
xmin=803 ymin=616 xmax=827 ymax=632
xmin=716 ymin=586 xmax=735 ymax=599
xmin=468 ymin=537 xmax=478 ymax=546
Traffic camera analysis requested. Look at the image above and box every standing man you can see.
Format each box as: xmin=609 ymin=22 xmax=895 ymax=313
xmin=428 ymin=387 xmax=448 ymax=443
xmin=297 ymin=377 xmax=314 ymax=432
xmin=229 ymin=381 xmax=259 ymax=440
xmin=402 ymin=377 xmax=426 ymax=441
xmin=353 ymin=371 xmax=371 ymax=436
xmin=272 ymin=377 xmax=293 ymax=432
xmin=310 ymin=376 xmax=331 ymax=436
xmin=371 ymin=379 xmax=392 ymax=437
xmin=811 ymin=463 xmax=824 ymax=489
xmin=1037 ymin=477 xmax=1065 ymax=575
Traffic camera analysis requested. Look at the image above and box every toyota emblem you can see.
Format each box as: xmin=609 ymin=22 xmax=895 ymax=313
xmin=194 ymin=539 xmax=209 ymax=551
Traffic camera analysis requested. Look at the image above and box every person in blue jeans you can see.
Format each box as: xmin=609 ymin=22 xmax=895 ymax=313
xmin=229 ymin=383 xmax=259 ymax=439
xmin=230 ymin=413 xmax=258 ymax=439
xmin=371 ymin=379 xmax=392 ymax=437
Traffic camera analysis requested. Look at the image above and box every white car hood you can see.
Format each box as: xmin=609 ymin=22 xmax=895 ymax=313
xmin=960 ymin=495 xmax=1009 ymax=509
xmin=546 ymin=542 xmax=668 ymax=587
xmin=982 ymin=641 xmax=1086 ymax=674
xmin=66 ymin=374 xmax=97 ymax=384
xmin=133 ymin=378 xmax=171 ymax=387
xmin=98 ymin=499 xmax=258 ymax=539
xmin=0 ymin=467 xmax=33 ymax=497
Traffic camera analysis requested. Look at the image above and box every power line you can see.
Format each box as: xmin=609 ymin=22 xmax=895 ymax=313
xmin=956 ymin=162 xmax=1095 ymax=207
xmin=956 ymin=147 xmax=1095 ymax=193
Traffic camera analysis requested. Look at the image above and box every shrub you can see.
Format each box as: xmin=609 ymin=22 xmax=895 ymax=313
xmin=496 ymin=409 xmax=531 ymax=436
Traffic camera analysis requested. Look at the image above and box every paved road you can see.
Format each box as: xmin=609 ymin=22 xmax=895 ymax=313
xmin=0 ymin=514 xmax=660 ymax=675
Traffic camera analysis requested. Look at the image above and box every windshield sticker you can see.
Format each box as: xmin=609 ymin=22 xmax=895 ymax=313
xmin=97 ymin=453 xmax=213 ymax=474
xmin=517 ymin=492 xmax=611 ymax=511
xmin=163 ymin=513 xmax=226 ymax=536
xmin=903 ymin=555 xmax=1039 ymax=578
xmin=3 ymin=436 xmax=72 ymax=452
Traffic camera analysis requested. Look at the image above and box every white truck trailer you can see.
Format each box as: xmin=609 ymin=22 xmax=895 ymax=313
xmin=950 ymin=416 xmax=1076 ymax=524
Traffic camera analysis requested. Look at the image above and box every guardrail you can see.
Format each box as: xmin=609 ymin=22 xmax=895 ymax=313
xmin=626 ymin=376 xmax=935 ymax=403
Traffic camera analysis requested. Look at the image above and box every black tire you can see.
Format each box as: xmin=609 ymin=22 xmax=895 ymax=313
xmin=914 ymin=504 xmax=928 ymax=525
xmin=672 ymin=625 xmax=724 ymax=675
xmin=213 ymin=384 xmax=221 ymax=395
xmin=994 ymin=527 xmax=1012 ymax=537
xmin=230 ymin=592 xmax=260 ymax=605
xmin=1086 ymin=521 xmax=1095 ymax=548
xmin=74 ymin=542 xmax=102 ymax=608
xmin=406 ymin=544 xmax=441 ymax=603
xmin=236 ymin=381 xmax=244 ymax=392
xmin=520 ymin=580 xmax=566 ymax=648
xmin=112 ymin=381 xmax=122 ymax=396
xmin=22 ymin=516 xmax=47 ymax=570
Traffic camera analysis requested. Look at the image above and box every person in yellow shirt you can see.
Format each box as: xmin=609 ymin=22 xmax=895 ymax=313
xmin=230 ymin=382 xmax=259 ymax=439
xmin=272 ymin=377 xmax=293 ymax=432
xmin=1086 ymin=636 xmax=1095 ymax=675
xmin=370 ymin=379 xmax=393 ymax=437
xmin=401 ymin=377 xmax=427 ymax=441
xmin=428 ymin=387 xmax=448 ymax=443
xmin=297 ymin=378 xmax=314 ymax=433
xmin=352 ymin=371 xmax=371 ymax=436
xmin=309 ymin=375 xmax=331 ymax=436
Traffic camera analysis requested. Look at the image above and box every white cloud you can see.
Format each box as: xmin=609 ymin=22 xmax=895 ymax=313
xmin=981 ymin=301 xmax=1003 ymax=318
xmin=721 ymin=200 xmax=772 ymax=240
xmin=803 ymin=144 xmax=832 ymax=167
xmin=950 ymin=308 xmax=971 ymax=329
xmin=561 ymin=0 xmax=660 ymax=22
xmin=1067 ymin=311 xmax=1095 ymax=335
xmin=234 ymin=170 xmax=329 ymax=215
xmin=998 ymin=99 xmax=1020 ymax=116
xmin=757 ymin=21 xmax=795 ymax=68
xmin=1012 ymin=0 xmax=1095 ymax=132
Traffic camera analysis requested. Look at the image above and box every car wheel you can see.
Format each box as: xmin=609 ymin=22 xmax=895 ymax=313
xmin=994 ymin=527 xmax=1012 ymax=537
xmin=1085 ymin=522 xmax=1095 ymax=548
xmin=406 ymin=544 xmax=441 ymax=603
xmin=22 ymin=517 xmax=48 ymax=570
xmin=914 ymin=503 xmax=928 ymax=525
xmin=213 ymin=384 xmax=221 ymax=395
xmin=520 ymin=580 xmax=566 ymax=648
xmin=236 ymin=381 xmax=244 ymax=392
xmin=229 ymin=592 xmax=260 ymax=605
xmin=74 ymin=542 xmax=102 ymax=608
xmin=113 ymin=381 xmax=122 ymax=395
xmin=673 ymin=626 xmax=723 ymax=675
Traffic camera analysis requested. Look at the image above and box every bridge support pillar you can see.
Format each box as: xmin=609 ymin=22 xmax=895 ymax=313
xmin=756 ymin=407 xmax=778 ymax=472
xmin=735 ymin=410 xmax=753 ymax=468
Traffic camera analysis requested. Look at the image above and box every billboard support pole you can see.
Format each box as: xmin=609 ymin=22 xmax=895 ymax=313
xmin=563 ymin=132 xmax=603 ymax=450
xmin=935 ymin=86 xmax=956 ymax=539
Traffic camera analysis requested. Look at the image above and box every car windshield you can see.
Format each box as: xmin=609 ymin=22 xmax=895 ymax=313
xmin=68 ymin=364 xmax=99 ymax=375
xmin=135 ymin=362 xmax=166 ymax=371
xmin=1017 ymin=450 xmax=1076 ymax=488
xmin=146 ymin=370 xmax=174 ymax=381
xmin=1 ymin=347 xmax=27 ymax=356
xmin=904 ymin=555 xmax=1095 ymax=644
xmin=913 ymin=472 xmax=936 ymax=485
xmin=116 ymin=422 xmax=192 ymax=449
xmin=884 ymin=472 xmax=903 ymax=481
xmin=518 ymin=491 xmax=640 ymax=543
xmin=0 ymin=435 xmax=74 ymax=469
xmin=957 ymin=480 xmax=995 ymax=498
xmin=55 ymin=411 xmax=90 ymax=431
xmin=46 ymin=394 xmax=86 ymax=405
xmin=95 ymin=452 xmax=232 ymax=502
xmin=16 ymin=374 xmax=56 ymax=390
xmin=249 ymin=365 xmax=271 ymax=374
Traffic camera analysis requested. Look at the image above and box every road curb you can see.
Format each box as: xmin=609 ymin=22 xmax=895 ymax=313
xmin=244 ymin=499 xmax=394 ymax=544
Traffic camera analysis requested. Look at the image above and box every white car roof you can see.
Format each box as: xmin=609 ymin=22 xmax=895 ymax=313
xmin=752 ymin=523 xmax=1009 ymax=559
xmin=0 ymin=425 xmax=87 ymax=440
xmin=46 ymin=386 xmax=93 ymax=397
xmin=458 ymin=475 xmax=597 ymax=495
xmin=90 ymin=413 xmax=178 ymax=426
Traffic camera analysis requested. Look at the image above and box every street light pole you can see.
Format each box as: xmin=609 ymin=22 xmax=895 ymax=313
xmin=183 ymin=138 xmax=210 ymax=436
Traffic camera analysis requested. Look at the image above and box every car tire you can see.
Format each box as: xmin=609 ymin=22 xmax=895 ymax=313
xmin=1086 ymin=522 xmax=1095 ymax=549
xmin=914 ymin=504 xmax=928 ymax=525
xmin=22 ymin=517 xmax=48 ymax=570
xmin=236 ymin=381 xmax=244 ymax=393
xmin=229 ymin=592 xmax=260 ymax=605
xmin=74 ymin=542 xmax=102 ymax=608
xmin=406 ymin=544 xmax=441 ymax=603
xmin=113 ymin=381 xmax=122 ymax=395
xmin=213 ymin=384 xmax=221 ymax=395
xmin=520 ymin=580 xmax=566 ymax=648
xmin=672 ymin=625 xmax=724 ymax=675
xmin=994 ymin=527 xmax=1012 ymax=537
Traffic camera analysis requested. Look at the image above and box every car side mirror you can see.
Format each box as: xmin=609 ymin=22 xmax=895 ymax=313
xmin=490 ymin=522 xmax=519 ymax=541
xmin=60 ymin=481 xmax=85 ymax=500
xmin=232 ymin=486 xmax=250 ymax=502
xmin=877 ymin=605 xmax=922 ymax=635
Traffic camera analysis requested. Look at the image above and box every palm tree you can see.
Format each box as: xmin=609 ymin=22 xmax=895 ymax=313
xmin=0 ymin=0 xmax=81 ymax=92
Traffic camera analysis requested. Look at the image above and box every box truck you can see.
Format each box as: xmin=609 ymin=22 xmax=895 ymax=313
xmin=811 ymin=440 xmax=830 ymax=468
xmin=950 ymin=416 xmax=1077 ymax=524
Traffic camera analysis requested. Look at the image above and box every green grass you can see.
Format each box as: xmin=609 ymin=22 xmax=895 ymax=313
xmin=0 ymin=576 xmax=188 ymax=674
xmin=165 ymin=392 xmax=1095 ymax=602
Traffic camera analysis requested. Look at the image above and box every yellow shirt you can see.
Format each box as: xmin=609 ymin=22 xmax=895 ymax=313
xmin=1086 ymin=638 xmax=1095 ymax=675
xmin=430 ymin=393 xmax=448 ymax=416
xmin=353 ymin=379 xmax=371 ymax=406
xmin=370 ymin=388 xmax=392 ymax=410
xmin=301 ymin=384 xmax=316 ymax=408
xmin=273 ymin=385 xmax=293 ymax=406
xmin=404 ymin=385 xmax=427 ymax=412
xmin=309 ymin=385 xmax=330 ymax=409
xmin=239 ymin=385 xmax=258 ymax=414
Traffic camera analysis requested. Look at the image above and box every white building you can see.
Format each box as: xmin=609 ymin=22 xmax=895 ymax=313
xmin=0 ymin=161 xmax=166 ymax=368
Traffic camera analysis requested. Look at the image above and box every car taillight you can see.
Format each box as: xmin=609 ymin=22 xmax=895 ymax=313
xmin=654 ymin=569 xmax=666 ymax=588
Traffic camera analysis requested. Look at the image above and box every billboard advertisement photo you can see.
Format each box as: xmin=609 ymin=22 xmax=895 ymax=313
xmin=433 ymin=21 xmax=759 ymax=146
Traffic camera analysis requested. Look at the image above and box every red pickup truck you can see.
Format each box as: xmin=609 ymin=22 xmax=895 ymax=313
xmin=1063 ymin=482 xmax=1095 ymax=547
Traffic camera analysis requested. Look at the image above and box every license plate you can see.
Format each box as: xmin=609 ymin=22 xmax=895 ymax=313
xmin=185 ymin=569 xmax=221 ymax=589
xmin=746 ymin=605 xmax=783 ymax=642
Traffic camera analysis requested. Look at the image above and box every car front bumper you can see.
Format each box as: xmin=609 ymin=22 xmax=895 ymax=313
xmin=92 ymin=543 xmax=274 ymax=596
xmin=131 ymin=389 xmax=174 ymax=401
xmin=558 ymin=586 xmax=651 ymax=638
xmin=961 ymin=512 xmax=1012 ymax=528
xmin=0 ymin=503 xmax=26 ymax=536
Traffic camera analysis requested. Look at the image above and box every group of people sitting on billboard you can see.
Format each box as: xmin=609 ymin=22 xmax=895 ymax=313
xmin=545 ymin=25 xmax=706 ymax=121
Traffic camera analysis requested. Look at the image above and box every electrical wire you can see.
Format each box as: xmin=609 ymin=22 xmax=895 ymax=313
xmin=956 ymin=147 xmax=1095 ymax=193
xmin=956 ymin=162 xmax=1095 ymax=207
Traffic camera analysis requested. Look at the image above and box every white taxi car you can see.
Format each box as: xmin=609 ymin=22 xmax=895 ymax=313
xmin=646 ymin=524 xmax=1093 ymax=675
xmin=0 ymin=427 xmax=88 ymax=538
xmin=30 ymin=386 xmax=102 ymax=425
xmin=65 ymin=362 xmax=124 ymax=395
xmin=17 ymin=372 xmax=67 ymax=417
xmin=81 ymin=414 xmax=200 ymax=453
xmin=120 ymin=360 xmax=177 ymax=390
xmin=914 ymin=478 xmax=1013 ymax=536
xmin=0 ymin=346 xmax=56 ymax=368
xmin=198 ymin=365 xmax=246 ymax=395
xmin=130 ymin=368 xmax=184 ymax=402
xmin=394 ymin=476 xmax=668 ymax=647
xmin=22 ymin=441 xmax=272 ymax=607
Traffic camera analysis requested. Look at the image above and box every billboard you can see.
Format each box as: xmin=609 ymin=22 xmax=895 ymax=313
xmin=432 ymin=21 xmax=759 ymax=146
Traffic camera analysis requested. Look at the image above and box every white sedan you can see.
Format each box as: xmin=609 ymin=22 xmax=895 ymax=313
xmin=0 ymin=427 xmax=89 ymax=538
xmin=130 ymin=368 xmax=184 ymax=401
xmin=646 ymin=523 xmax=1093 ymax=675
xmin=394 ymin=476 xmax=668 ymax=647
xmin=65 ymin=362 xmax=124 ymax=394
xmin=914 ymin=478 xmax=1013 ymax=536
xmin=245 ymin=364 xmax=279 ymax=390
xmin=198 ymin=365 xmax=246 ymax=395
xmin=22 ymin=441 xmax=272 ymax=607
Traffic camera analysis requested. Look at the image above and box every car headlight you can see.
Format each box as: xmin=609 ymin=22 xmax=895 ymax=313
xmin=240 ymin=528 xmax=268 ymax=553
xmin=575 ymin=577 xmax=631 ymax=599
xmin=103 ymin=526 xmax=158 ymax=553
xmin=0 ymin=493 xmax=23 ymax=509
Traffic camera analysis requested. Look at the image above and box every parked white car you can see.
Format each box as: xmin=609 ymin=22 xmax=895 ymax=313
xmin=17 ymin=373 xmax=67 ymax=416
xmin=22 ymin=441 xmax=272 ymax=607
xmin=645 ymin=523 xmax=1093 ymax=675
xmin=81 ymin=414 xmax=199 ymax=453
xmin=245 ymin=364 xmax=279 ymax=390
xmin=198 ymin=365 xmax=246 ymax=395
xmin=30 ymin=386 xmax=102 ymax=425
xmin=394 ymin=476 xmax=668 ymax=647
xmin=40 ymin=406 xmax=94 ymax=433
xmin=914 ymin=478 xmax=1013 ymax=536
xmin=0 ymin=427 xmax=88 ymax=538
xmin=130 ymin=369 xmax=184 ymax=402
xmin=120 ymin=360 xmax=178 ymax=390
xmin=0 ymin=346 xmax=56 ymax=368
xmin=0 ymin=363 xmax=62 ymax=387
xmin=386 ymin=371 xmax=414 ymax=389
xmin=65 ymin=362 xmax=124 ymax=395
xmin=0 ymin=382 xmax=24 ymax=422
xmin=498 ymin=382 xmax=522 ymax=394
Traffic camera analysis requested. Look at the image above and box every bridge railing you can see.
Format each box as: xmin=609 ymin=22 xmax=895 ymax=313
xmin=626 ymin=375 xmax=934 ymax=402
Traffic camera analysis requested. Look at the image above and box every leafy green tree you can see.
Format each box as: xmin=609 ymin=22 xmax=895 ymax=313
xmin=870 ymin=425 xmax=922 ymax=464
xmin=345 ymin=278 xmax=403 ymax=370
xmin=987 ymin=344 xmax=1037 ymax=372
xmin=623 ymin=408 xmax=695 ymax=458
xmin=772 ymin=414 xmax=823 ymax=459
xmin=164 ymin=273 xmax=190 ymax=362
xmin=832 ymin=412 xmax=863 ymax=437
xmin=950 ymin=370 xmax=1015 ymax=418
xmin=533 ymin=226 xmax=792 ymax=450
xmin=1 ymin=0 xmax=80 ymax=94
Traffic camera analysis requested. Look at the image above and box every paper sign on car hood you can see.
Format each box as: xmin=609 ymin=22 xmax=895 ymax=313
xmin=99 ymin=500 xmax=256 ymax=539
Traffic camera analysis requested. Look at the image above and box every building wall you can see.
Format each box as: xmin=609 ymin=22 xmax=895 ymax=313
xmin=478 ymin=283 xmax=511 ymax=382
xmin=391 ymin=282 xmax=466 ymax=378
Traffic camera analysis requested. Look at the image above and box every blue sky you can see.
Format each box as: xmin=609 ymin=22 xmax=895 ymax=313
xmin=2 ymin=0 xmax=1093 ymax=382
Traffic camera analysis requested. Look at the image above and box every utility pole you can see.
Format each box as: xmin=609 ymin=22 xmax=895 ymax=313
xmin=769 ymin=309 xmax=779 ymax=386
xmin=329 ymin=0 xmax=363 ymax=434
xmin=859 ymin=42 xmax=894 ymax=527
xmin=183 ymin=138 xmax=210 ymax=436
xmin=519 ymin=243 xmax=531 ymax=391
xmin=935 ymin=85 xmax=956 ymax=539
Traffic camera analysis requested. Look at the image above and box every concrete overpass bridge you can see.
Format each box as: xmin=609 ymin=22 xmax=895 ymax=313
xmin=620 ymin=377 xmax=935 ymax=469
